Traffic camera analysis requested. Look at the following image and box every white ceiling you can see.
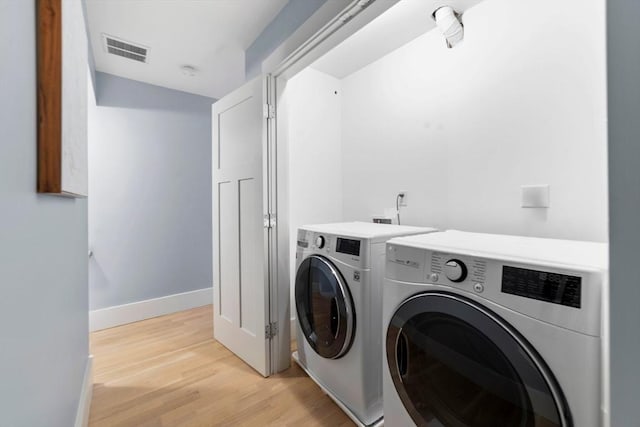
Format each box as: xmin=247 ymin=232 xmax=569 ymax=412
xmin=311 ymin=0 xmax=483 ymax=79
xmin=86 ymin=0 xmax=288 ymax=99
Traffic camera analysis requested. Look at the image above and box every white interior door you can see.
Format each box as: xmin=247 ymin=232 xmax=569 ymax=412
xmin=213 ymin=77 xmax=271 ymax=377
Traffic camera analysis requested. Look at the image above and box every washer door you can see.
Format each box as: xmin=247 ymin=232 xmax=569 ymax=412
xmin=386 ymin=292 xmax=571 ymax=427
xmin=295 ymin=255 xmax=355 ymax=359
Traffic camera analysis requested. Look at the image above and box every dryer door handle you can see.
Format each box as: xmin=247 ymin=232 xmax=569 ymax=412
xmin=396 ymin=330 xmax=409 ymax=378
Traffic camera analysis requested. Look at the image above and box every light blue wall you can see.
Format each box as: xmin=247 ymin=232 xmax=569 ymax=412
xmin=0 ymin=2 xmax=89 ymax=426
xmin=89 ymin=72 xmax=215 ymax=310
xmin=607 ymin=1 xmax=640 ymax=424
xmin=245 ymin=0 xmax=328 ymax=79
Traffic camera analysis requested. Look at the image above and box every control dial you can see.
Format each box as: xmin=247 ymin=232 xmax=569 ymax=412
xmin=445 ymin=259 xmax=468 ymax=283
xmin=315 ymin=236 xmax=325 ymax=249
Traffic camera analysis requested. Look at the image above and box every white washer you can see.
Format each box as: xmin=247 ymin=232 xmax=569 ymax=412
xmin=293 ymin=222 xmax=438 ymax=426
xmin=383 ymin=230 xmax=608 ymax=427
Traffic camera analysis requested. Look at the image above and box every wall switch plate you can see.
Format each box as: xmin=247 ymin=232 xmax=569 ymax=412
xmin=521 ymin=185 xmax=550 ymax=208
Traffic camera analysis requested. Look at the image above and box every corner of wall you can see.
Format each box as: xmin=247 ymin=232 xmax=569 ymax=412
xmin=74 ymin=355 xmax=94 ymax=427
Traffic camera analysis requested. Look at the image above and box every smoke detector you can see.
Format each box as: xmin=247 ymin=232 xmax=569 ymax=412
xmin=102 ymin=34 xmax=149 ymax=63
xmin=181 ymin=65 xmax=198 ymax=77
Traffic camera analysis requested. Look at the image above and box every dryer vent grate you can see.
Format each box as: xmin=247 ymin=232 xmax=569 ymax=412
xmin=103 ymin=34 xmax=149 ymax=63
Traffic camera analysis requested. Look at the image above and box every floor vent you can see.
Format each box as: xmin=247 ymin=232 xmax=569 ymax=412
xmin=103 ymin=34 xmax=148 ymax=63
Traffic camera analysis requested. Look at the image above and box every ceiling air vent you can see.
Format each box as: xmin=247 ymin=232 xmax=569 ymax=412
xmin=102 ymin=34 xmax=149 ymax=63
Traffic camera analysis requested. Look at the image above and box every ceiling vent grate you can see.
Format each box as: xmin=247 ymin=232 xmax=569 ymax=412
xmin=102 ymin=34 xmax=149 ymax=63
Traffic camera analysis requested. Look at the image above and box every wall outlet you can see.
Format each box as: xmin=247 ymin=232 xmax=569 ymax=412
xmin=398 ymin=192 xmax=408 ymax=207
xmin=521 ymin=185 xmax=550 ymax=208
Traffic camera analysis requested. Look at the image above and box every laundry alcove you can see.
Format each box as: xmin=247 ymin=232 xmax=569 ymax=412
xmin=282 ymin=0 xmax=608 ymax=302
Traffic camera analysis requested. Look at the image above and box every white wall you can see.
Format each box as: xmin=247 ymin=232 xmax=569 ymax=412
xmin=340 ymin=0 xmax=607 ymax=242
xmin=606 ymin=0 xmax=640 ymax=424
xmin=88 ymin=72 xmax=215 ymax=311
xmin=285 ymin=67 xmax=343 ymax=308
xmin=61 ymin=0 xmax=89 ymax=196
xmin=0 ymin=2 xmax=89 ymax=425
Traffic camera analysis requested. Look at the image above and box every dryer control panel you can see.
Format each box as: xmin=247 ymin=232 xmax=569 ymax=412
xmin=385 ymin=242 xmax=604 ymax=336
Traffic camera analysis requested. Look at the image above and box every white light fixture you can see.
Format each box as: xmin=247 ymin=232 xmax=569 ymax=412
xmin=433 ymin=6 xmax=464 ymax=48
xmin=180 ymin=65 xmax=198 ymax=76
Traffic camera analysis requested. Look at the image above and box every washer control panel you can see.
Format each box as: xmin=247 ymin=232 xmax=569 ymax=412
xmin=444 ymin=259 xmax=467 ymax=282
xmin=385 ymin=242 xmax=603 ymax=336
xmin=336 ymin=237 xmax=361 ymax=256
xmin=297 ymin=229 xmax=369 ymax=268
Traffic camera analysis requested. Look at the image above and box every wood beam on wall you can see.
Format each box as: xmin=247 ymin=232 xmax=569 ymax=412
xmin=37 ymin=0 xmax=63 ymax=194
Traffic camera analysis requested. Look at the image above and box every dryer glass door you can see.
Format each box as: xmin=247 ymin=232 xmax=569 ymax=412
xmin=295 ymin=255 xmax=355 ymax=359
xmin=386 ymin=292 xmax=571 ymax=427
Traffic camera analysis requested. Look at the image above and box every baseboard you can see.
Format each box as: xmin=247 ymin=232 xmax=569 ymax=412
xmin=74 ymin=355 xmax=93 ymax=427
xmin=90 ymin=288 xmax=212 ymax=331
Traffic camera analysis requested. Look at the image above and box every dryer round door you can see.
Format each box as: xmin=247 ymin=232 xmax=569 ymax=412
xmin=295 ymin=255 xmax=355 ymax=359
xmin=386 ymin=292 xmax=571 ymax=427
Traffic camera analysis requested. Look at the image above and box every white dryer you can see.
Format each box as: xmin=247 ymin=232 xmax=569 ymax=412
xmin=293 ymin=222 xmax=438 ymax=426
xmin=383 ymin=230 xmax=608 ymax=427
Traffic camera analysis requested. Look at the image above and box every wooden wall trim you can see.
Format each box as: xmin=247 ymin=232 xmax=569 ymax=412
xmin=37 ymin=0 xmax=62 ymax=194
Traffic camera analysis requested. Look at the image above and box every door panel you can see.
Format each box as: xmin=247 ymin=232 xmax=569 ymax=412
xmin=239 ymin=177 xmax=260 ymax=334
xmin=218 ymin=180 xmax=238 ymax=323
xmin=213 ymin=77 xmax=270 ymax=376
xmin=218 ymin=96 xmax=262 ymax=169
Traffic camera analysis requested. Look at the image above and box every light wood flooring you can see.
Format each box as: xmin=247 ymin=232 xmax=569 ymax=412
xmin=89 ymin=305 xmax=354 ymax=427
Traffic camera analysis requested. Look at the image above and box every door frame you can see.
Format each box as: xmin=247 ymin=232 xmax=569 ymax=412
xmin=264 ymin=0 xmax=400 ymax=373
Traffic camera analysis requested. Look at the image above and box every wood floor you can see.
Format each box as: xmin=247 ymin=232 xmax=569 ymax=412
xmin=89 ymin=305 xmax=354 ymax=427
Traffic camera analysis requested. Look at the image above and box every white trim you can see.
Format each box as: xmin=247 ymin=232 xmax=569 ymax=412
xmin=90 ymin=288 xmax=212 ymax=331
xmin=74 ymin=355 xmax=93 ymax=427
xmin=602 ymin=273 xmax=610 ymax=427
xmin=264 ymin=0 xmax=399 ymax=80
xmin=260 ymin=0 xmax=350 ymax=75
xmin=268 ymin=0 xmax=398 ymax=375
xmin=245 ymin=0 xmax=397 ymax=375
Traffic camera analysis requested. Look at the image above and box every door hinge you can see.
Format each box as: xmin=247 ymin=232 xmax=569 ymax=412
xmin=263 ymin=103 xmax=276 ymax=120
xmin=263 ymin=213 xmax=276 ymax=229
xmin=265 ymin=322 xmax=278 ymax=339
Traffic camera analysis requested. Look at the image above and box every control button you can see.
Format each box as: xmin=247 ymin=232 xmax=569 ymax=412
xmin=429 ymin=273 xmax=439 ymax=282
xmin=474 ymin=283 xmax=485 ymax=293
xmin=315 ymin=236 xmax=325 ymax=249
xmin=444 ymin=259 xmax=468 ymax=283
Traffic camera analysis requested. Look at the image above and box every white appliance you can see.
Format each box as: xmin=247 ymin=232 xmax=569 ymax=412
xmin=293 ymin=222 xmax=438 ymax=426
xmin=383 ymin=230 xmax=608 ymax=427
